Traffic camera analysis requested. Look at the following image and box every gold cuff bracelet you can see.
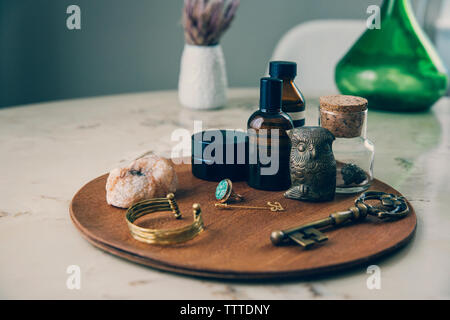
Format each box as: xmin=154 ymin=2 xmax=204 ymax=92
xmin=125 ymin=193 xmax=204 ymax=245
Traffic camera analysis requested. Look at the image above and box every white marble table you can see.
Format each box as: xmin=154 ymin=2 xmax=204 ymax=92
xmin=1 ymin=89 xmax=449 ymax=299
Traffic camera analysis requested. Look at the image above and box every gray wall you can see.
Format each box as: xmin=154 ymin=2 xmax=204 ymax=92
xmin=1 ymin=0 xmax=398 ymax=108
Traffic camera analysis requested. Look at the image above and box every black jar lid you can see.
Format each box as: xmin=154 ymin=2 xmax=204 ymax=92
xmin=191 ymin=130 xmax=248 ymax=182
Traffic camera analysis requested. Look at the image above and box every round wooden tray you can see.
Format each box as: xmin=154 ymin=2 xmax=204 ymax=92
xmin=69 ymin=163 xmax=416 ymax=280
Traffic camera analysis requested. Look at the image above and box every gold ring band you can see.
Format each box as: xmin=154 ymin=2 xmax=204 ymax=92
xmin=125 ymin=193 xmax=204 ymax=245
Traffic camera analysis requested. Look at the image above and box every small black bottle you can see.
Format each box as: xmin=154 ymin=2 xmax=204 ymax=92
xmin=247 ymin=77 xmax=294 ymax=191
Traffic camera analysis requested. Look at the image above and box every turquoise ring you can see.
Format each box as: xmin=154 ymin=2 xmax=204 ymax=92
xmin=215 ymin=179 xmax=243 ymax=203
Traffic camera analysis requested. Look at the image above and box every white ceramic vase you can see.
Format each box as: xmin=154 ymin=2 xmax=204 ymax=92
xmin=178 ymin=44 xmax=228 ymax=110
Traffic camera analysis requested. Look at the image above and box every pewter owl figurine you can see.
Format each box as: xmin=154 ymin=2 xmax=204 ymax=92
xmin=284 ymin=127 xmax=336 ymax=202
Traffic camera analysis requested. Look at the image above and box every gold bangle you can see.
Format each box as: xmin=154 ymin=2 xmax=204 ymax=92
xmin=125 ymin=193 xmax=204 ymax=245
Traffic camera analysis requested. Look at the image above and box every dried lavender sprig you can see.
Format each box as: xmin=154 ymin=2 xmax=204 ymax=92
xmin=182 ymin=0 xmax=240 ymax=46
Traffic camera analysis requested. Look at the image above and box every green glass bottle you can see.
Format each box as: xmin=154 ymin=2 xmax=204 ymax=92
xmin=335 ymin=0 xmax=449 ymax=112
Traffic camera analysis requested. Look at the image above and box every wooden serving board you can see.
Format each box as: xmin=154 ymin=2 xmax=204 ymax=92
xmin=69 ymin=163 xmax=416 ymax=280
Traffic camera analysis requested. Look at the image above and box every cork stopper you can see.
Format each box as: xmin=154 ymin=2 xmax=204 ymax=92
xmin=320 ymin=95 xmax=368 ymax=113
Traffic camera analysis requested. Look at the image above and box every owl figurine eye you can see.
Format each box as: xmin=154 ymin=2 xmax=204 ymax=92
xmin=298 ymin=143 xmax=306 ymax=152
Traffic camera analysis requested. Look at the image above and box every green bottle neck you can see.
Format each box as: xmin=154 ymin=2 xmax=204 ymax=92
xmin=381 ymin=0 xmax=413 ymax=17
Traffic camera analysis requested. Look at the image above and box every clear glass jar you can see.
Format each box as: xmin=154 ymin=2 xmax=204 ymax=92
xmin=319 ymin=95 xmax=375 ymax=194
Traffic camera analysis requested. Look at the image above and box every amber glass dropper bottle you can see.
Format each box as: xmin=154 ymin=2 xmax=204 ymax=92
xmin=269 ymin=61 xmax=306 ymax=128
xmin=247 ymin=77 xmax=294 ymax=191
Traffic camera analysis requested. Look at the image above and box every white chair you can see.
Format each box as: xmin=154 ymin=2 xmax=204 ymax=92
xmin=270 ymin=19 xmax=366 ymax=98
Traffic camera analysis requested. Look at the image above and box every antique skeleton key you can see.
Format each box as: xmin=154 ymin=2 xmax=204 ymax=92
xmin=270 ymin=191 xmax=409 ymax=248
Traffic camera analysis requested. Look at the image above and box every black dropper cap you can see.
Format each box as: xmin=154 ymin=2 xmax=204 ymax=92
xmin=259 ymin=77 xmax=282 ymax=112
xmin=269 ymin=61 xmax=297 ymax=79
